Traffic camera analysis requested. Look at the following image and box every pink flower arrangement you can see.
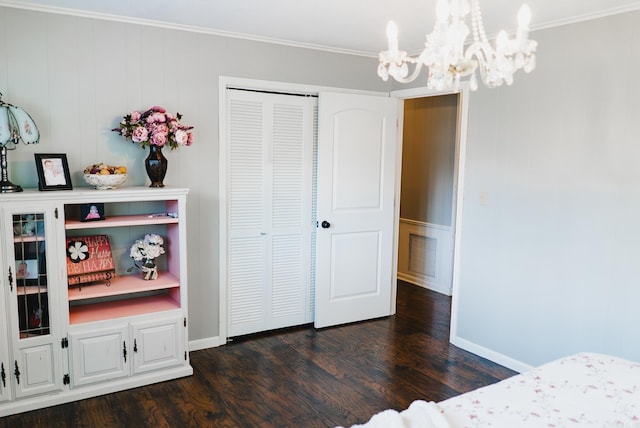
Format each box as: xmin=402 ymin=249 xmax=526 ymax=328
xmin=112 ymin=106 xmax=194 ymax=150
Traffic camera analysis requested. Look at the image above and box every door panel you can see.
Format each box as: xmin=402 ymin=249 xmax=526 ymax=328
xmin=330 ymin=231 xmax=381 ymax=298
xmin=315 ymin=92 xmax=398 ymax=328
xmin=226 ymin=90 xmax=315 ymax=337
xmin=131 ymin=315 xmax=183 ymax=374
xmin=13 ymin=343 xmax=58 ymax=397
xmin=70 ymin=324 xmax=129 ymax=387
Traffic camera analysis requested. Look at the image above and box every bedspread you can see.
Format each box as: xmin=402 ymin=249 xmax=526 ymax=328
xmin=346 ymin=353 xmax=640 ymax=427
xmin=439 ymin=352 xmax=640 ymax=427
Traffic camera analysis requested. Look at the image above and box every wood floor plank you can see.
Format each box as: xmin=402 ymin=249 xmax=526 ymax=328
xmin=1 ymin=282 xmax=516 ymax=427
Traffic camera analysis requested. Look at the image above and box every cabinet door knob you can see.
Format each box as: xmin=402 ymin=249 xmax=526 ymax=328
xmin=321 ymin=221 xmax=331 ymax=229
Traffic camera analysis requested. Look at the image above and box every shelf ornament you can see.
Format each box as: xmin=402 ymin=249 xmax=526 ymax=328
xmin=129 ymin=233 xmax=165 ymax=280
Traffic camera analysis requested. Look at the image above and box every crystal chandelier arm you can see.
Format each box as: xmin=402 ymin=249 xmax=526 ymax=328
xmin=464 ymin=42 xmax=503 ymax=88
xmin=377 ymin=1 xmax=537 ymax=91
xmin=378 ymin=39 xmax=428 ymax=84
xmin=392 ymin=59 xmax=424 ymax=83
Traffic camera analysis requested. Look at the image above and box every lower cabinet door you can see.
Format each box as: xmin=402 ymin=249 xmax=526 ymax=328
xmin=130 ymin=315 xmax=184 ymax=375
xmin=69 ymin=324 xmax=129 ymax=387
xmin=13 ymin=341 xmax=63 ymax=399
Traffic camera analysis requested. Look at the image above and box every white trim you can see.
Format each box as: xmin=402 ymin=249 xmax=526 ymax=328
xmin=397 ymin=273 xmax=444 ymax=294
xmin=530 ymin=3 xmax=640 ymax=34
xmin=448 ymin=86 xmax=470 ymax=352
xmin=450 ymin=336 xmax=533 ymax=374
xmin=399 ymin=217 xmax=453 ymax=232
xmin=0 ymin=0 xmax=373 ymax=58
xmin=220 ymin=76 xmax=385 ymax=99
xmin=390 ymin=82 xmax=470 ymax=349
xmin=390 ymin=97 xmax=405 ymax=316
xmin=188 ymin=336 xmax=222 ymax=352
xmin=218 ymin=78 xmax=230 ymax=346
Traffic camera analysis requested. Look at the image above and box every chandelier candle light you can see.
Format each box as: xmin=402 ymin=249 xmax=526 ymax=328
xmin=378 ymin=0 xmax=537 ymax=90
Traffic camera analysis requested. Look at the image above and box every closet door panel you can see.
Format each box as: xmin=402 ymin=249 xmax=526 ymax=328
xmin=269 ymin=102 xmax=312 ymax=328
xmin=228 ymin=96 xmax=267 ymax=336
xmin=226 ymin=90 xmax=314 ymax=337
xmin=229 ymin=98 xmax=265 ymax=234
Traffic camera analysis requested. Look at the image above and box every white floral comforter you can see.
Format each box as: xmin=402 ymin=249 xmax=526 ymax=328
xmin=347 ymin=353 xmax=640 ymax=428
xmin=439 ymin=352 xmax=640 ymax=427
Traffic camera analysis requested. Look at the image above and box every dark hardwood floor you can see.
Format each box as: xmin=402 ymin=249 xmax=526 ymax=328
xmin=1 ymin=281 xmax=516 ymax=427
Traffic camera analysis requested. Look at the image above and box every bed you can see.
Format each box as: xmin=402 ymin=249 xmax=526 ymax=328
xmin=346 ymin=352 xmax=640 ymax=427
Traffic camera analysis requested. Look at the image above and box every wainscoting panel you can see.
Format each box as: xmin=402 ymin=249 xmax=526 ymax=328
xmin=397 ymin=218 xmax=453 ymax=295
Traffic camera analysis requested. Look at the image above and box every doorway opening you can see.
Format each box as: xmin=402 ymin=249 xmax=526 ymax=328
xmin=397 ymin=94 xmax=460 ymax=296
xmin=392 ymin=85 xmax=470 ymax=345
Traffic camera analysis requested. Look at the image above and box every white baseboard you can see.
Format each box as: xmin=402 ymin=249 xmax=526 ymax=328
xmin=189 ymin=336 xmax=224 ymax=352
xmin=397 ymin=272 xmax=452 ymax=296
xmin=450 ymin=336 xmax=533 ymax=373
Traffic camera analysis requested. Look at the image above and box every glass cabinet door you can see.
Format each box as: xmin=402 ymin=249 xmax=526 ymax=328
xmin=3 ymin=205 xmax=63 ymax=399
xmin=12 ymin=213 xmax=50 ymax=338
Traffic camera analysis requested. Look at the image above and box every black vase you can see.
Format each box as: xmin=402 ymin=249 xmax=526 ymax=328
xmin=145 ymin=144 xmax=167 ymax=188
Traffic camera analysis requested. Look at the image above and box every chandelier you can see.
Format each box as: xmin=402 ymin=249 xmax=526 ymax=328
xmin=377 ymin=0 xmax=537 ymax=91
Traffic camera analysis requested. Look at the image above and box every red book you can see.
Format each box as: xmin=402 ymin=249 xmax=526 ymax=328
xmin=66 ymin=235 xmax=116 ymax=286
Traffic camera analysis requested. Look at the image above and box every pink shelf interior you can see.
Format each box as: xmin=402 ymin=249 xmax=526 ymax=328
xmin=16 ymin=286 xmax=48 ymax=296
xmin=14 ymin=235 xmax=45 ymax=243
xmin=68 ymin=272 xmax=179 ymax=301
xmin=69 ymin=294 xmax=180 ymax=324
xmin=65 ymin=214 xmax=179 ymax=230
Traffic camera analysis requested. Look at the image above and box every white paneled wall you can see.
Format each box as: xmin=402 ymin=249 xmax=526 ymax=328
xmin=0 ymin=5 xmax=388 ymax=345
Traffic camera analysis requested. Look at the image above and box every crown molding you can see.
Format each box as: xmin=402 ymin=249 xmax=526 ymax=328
xmin=530 ymin=3 xmax=640 ymax=33
xmin=2 ymin=1 xmax=640 ymax=60
xmin=0 ymin=0 xmax=376 ymax=58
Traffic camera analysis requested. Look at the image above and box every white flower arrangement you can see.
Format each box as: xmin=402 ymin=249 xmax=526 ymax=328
xmin=129 ymin=234 xmax=165 ymax=265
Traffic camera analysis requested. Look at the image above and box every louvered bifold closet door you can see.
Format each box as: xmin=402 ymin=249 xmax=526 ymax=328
xmin=227 ymin=89 xmax=315 ymax=337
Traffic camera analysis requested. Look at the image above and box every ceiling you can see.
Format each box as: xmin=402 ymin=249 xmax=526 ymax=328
xmin=3 ymin=0 xmax=640 ymax=55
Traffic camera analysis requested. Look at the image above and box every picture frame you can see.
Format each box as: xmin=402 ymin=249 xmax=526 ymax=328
xmin=80 ymin=203 xmax=105 ymax=222
xmin=34 ymin=153 xmax=73 ymax=191
xmin=16 ymin=259 xmax=38 ymax=280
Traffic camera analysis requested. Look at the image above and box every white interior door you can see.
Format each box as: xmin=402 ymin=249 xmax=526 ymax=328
xmin=315 ymin=92 xmax=399 ymax=328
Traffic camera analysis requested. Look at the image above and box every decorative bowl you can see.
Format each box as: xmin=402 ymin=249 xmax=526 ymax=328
xmin=84 ymin=173 xmax=127 ymax=190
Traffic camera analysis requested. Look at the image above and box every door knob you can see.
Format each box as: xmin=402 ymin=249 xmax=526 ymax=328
xmin=321 ymin=221 xmax=331 ymax=229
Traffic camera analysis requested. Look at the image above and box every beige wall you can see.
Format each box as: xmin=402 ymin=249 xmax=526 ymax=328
xmin=0 ymin=6 xmax=391 ymax=344
xmin=400 ymin=95 xmax=457 ymax=226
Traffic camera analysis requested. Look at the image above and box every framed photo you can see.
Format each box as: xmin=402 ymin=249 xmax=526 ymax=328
xmin=16 ymin=259 xmax=38 ymax=280
xmin=80 ymin=203 xmax=105 ymax=222
xmin=34 ymin=153 xmax=73 ymax=191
